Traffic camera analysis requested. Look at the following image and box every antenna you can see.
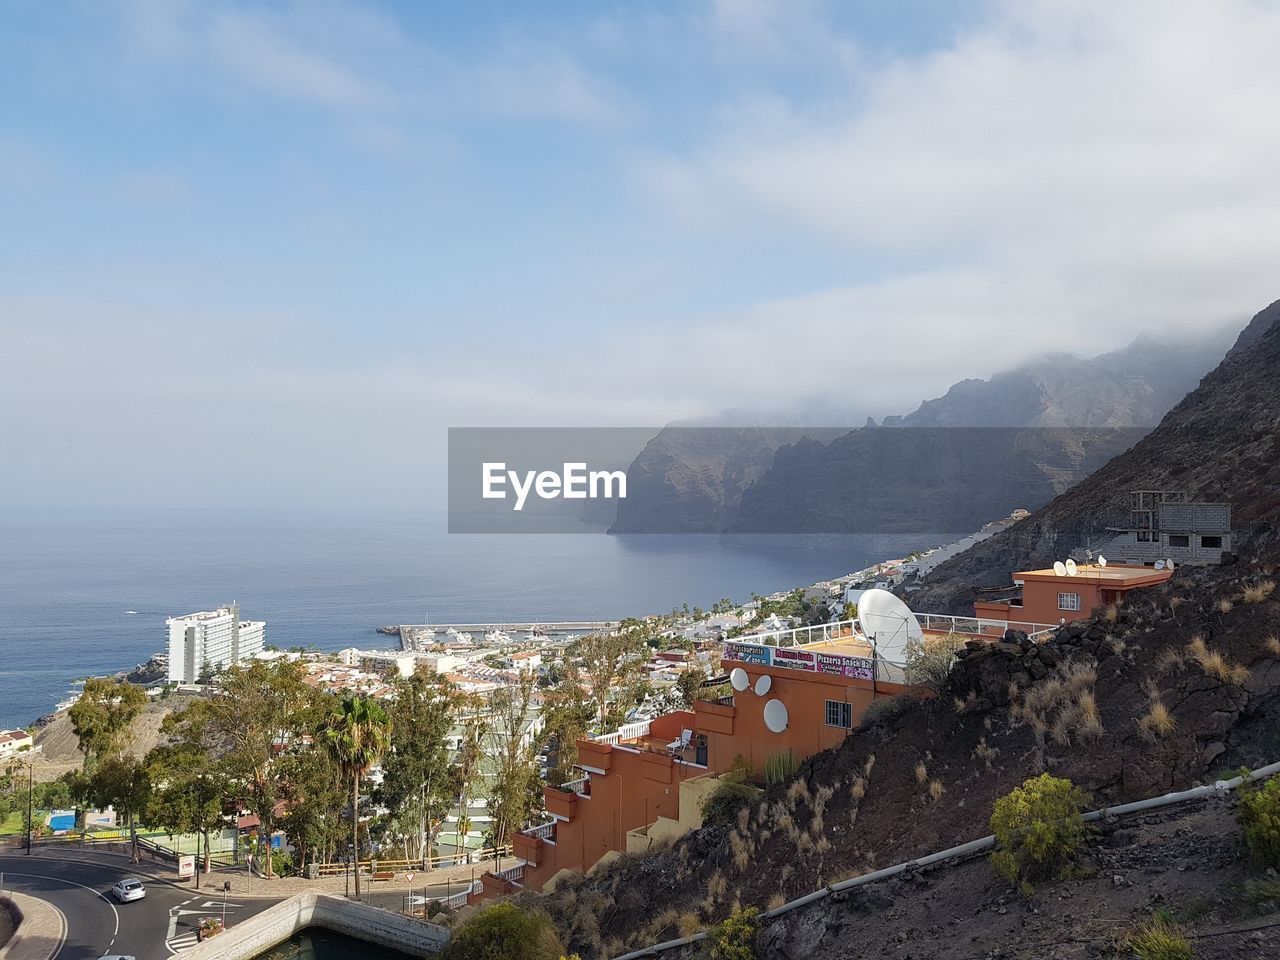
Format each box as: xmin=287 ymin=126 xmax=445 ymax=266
xmin=753 ymin=675 xmax=772 ymax=696
xmin=1155 ymin=560 xmax=1166 ymax=570
xmin=1097 ymin=555 xmax=1107 ymax=568
xmin=1053 ymin=561 xmax=1067 ymax=577
xmin=1166 ymin=559 xmax=1176 ymax=571
xmin=1065 ymin=558 xmax=1078 ymax=577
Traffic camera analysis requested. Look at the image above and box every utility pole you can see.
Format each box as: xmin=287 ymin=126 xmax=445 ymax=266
xmin=25 ymin=758 xmax=34 ymax=856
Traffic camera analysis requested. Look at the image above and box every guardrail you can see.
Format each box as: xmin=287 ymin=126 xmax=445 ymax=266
xmin=443 ymin=881 xmax=481 ymax=909
xmin=914 ymin=612 xmax=1058 ymax=641
xmin=592 ymin=720 xmax=652 ymax=746
xmin=522 ymin=821 xmax=556 ymax=840
xmin=560 ymin=777 xmax=589 ymax=795
xmin=310 ymin=846 xmax=511 ymax=877
xmin=492 ymin=863 xmax=525 ymax=882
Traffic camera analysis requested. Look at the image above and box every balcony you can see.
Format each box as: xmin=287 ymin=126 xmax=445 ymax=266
xmin=545 ymin=787 xmax=578 ymax=820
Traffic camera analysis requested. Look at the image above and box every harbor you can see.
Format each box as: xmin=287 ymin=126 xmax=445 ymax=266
xmin=393 ymin=620 xmax=617 ymax=651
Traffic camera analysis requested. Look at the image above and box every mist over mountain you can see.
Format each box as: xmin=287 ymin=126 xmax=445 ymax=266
xmin=610 ymin=325 xmax=1238 ymax=534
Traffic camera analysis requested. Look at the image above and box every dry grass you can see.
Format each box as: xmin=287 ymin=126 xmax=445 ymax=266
xmin=1186 ymin=634 xmax=1251 ymax=684
xmin=677 ymin=911 xmax=702 ymax=937
xmin=973 ymin=736 xmax=999 ymax=769
xmin=1103 ymin=603 xmax=1119 ymax=623
xmin=1155 ymin=646 xmax=1186 ymax=674
xmin=914 ymin=761 xmax=928 ymax=784
xmin=766 ymin=893 xmax=785 ymax=911
xmin=1218 ymin=597 xmax=1235 ymax=614
xmin=706 ymin=870 xmax=727 ymax=901
xmin=786 ymin=777 xmax=811 ymax=810
xmin=928 ymin=779 xmax=945 ymax=802
xmin=1139 ymin=701 xmax=1177 ymax=741
xmin=1241 ymin=580 xmax=1276 ymax=604
xmin=729 ymin=830 xmax=753 ymax=872
xmin=1267 ymin=635 xmax=1280 ymax=657
xmin=849 ymin=776 xmax=867 ymax=801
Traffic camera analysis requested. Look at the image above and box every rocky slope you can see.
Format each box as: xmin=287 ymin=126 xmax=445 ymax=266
xmin=610 ymin=329 xmax=1235 ymax=534
xmin=910 ymin=298 xmax=1280 ymax=614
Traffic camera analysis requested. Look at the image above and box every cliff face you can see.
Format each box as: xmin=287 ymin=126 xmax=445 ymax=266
xmin=610 ymin=329 xmax=1235 ymax=534
xmin=910 ymin=298 xmax=1280 ymax=613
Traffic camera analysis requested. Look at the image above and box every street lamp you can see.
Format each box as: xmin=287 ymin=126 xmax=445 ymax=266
xmin=24 ymin=756 xmax=34 ymax=856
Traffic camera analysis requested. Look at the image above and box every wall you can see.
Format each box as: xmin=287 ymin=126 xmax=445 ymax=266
xmin=174 ymin=892 xmax=449 ymax=960
xmin=0 ymin=891 xmax=63 ymax=960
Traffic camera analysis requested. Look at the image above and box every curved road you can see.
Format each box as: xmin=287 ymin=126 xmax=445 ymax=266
xmin=0 ymin=855 xmax=273 ymax=960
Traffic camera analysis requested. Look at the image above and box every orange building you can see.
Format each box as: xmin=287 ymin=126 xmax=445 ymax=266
xmin=974 ymin=562 xmax=1174 ymax=626
xmin=515 ymin=625 xmax=928 ymax=892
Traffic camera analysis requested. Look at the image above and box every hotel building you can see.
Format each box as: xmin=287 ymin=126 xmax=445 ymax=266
xmin=166 ymin=603 xmax=266 ymax=684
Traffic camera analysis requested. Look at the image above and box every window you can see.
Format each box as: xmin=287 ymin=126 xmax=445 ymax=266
xmin=1058 ymin=593 xmax=1081 ymax=611
xmin=1168 ymin=534 xmax=1190 ymax=548
xmin=1201 ymin=535 xmax=1222 ymax=549
xmin=1137 ymin=531 xmax=1152 ymax=542
xmin=825 ymin=700 xmax=852 ymax=729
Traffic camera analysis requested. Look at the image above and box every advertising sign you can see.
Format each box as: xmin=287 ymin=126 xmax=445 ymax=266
xmin=724 ymin=642 xmax=772 ymax=666
xmin=815 ymin=653 xmax=873 ymax=680
xmin=178 ymin=854 xmax=196 ymax=879
xmin=772 ymin=648 xmax=816 ymax=671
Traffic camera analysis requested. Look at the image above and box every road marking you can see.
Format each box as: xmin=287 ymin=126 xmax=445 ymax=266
xmin=0 ymin=869 xmax=117 ymax=958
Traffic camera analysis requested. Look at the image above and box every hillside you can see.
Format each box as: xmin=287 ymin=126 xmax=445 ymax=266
xmin=610 ymin=329 xmax=1234 ymax=534
xmin=523 ymin=304 xmax=1280 ymax=958
xmin=910 ymin=298 xmax=1280 ymax=614
xmin=31 ymin=698 xmax=185 ymax=781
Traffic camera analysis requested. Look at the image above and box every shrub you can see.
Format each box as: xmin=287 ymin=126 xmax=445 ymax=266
xmin=990 ymin=774 xmax=1088 ymax=891
xmin=860 ymin=694 xmax=914 ymax=730
xmin=1241 ymin=580 xmax=1275 ymax=603
xmin=903 ymin=634 xmax=956 ymax=691
xmin=764 ymin=750 xmax=800 ymax=787
xmin=1124 ymin=912 xmax=1193 ymax=960
xmin=701 ymin=780 xmax=759 ymax=828
xmin=1238 ymin=775 xmax=1280 ymax=868
xmin=1139 ymin=702 xmax=1177 ymax=741
xmin=707 ymin=906 xmax=759 ymax=960
xmin=438 ymin=902 xmax=563 ymax=960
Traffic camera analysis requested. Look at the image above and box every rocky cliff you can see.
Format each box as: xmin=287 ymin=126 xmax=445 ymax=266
xmin=610 ymin=329 xmax=1235 ymax=534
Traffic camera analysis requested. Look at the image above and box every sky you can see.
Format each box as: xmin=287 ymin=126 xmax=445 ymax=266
xmin=3 ymin=0 xmax=1280 ymax=511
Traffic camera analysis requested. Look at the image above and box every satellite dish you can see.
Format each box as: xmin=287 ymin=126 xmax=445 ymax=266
xmin=753 ymin=675 xmax=772 ymax=696
xmin=1165 ymin=559 xmax=1176 ymax=571
xmin=1065 ymin=559 xmax=1078 ymax=577
xmin=857 ymin=588 xmax=924 ymax=663
xmin=1154 ymin=560 xmax=1166 ymax=570
xmin=763 ymin=699 xmax=789 ymax=734
xmin=729 ymin=667 xmax=749 ymax=692
xmin=1053 ymin=561 xmax=1068 ymax=577
xmin=1098 ymin=555 xmax=1107 ymax=568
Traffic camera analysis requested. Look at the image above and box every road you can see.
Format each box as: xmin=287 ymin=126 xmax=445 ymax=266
xmin=0 ymin=855 xmax=276 ymax=960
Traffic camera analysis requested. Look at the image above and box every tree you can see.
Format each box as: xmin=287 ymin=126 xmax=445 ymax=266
xmin=175 ymin=658 xmax=322 ymax=879
xmin=277 ymin=747 xmax=346 ymax=874
xmin=86 ymin=755 xmax=151 ymax=862
xmin=69 ymin=678 xmax=146 ymax=771
xmin=539 ymin=665 xmax=593 ymax=784
xmin=675 ymin=666 xmax=708 ymax=709
xmin=450 ymin=703 xmax=489 ymax=861
xmin=486 ymin=676 xmax=540 ymax=855
xmin=574 ymin=631 xmax=645 ymax=729
xmin=145 ymin=725 xmax=230 ymax=886
xmin=320 ymin=694 xmax=393 ymax=902
xmin=377 ymin=670 xmax=456 ymax=867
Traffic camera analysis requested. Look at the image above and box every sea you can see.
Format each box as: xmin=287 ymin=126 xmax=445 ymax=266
xmin=0 ymin=508 xmax=924 ymax=729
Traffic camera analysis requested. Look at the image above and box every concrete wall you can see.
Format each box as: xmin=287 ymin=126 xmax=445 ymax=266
xmin=0 ymin=892 xmax=65 ymax=960
xmin=176 ymin=892 xmax=448 ymax=960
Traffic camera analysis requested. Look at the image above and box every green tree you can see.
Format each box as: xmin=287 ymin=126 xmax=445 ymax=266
xmin=68 ymin=678 xmax=146 ymax=771
xmin=145 ymin=730 xmax=229 ymax=886
xmin=451 ymin=708 xmax=489 ymax=859
xmin=378 ymin=670 xmax=456 ymax=867
xmin=438 ymin=902 xmax=563 ymax=960
xmin=277 ymin=747 xmax=346 ymax=873
xmin=86 ymin=755 xmax=151 ymax=862
xmin=486 ymin=676 xmax=540 ymax=856
xmin=675 ymin=666 xmax=708 ymax=709
xmin=539 ymin=665 xmax=593 ymax=784
xmin=320 ymin=694 xmax=393 ymax=901
xmin=573 ymin=630 xmax=645 ymax=729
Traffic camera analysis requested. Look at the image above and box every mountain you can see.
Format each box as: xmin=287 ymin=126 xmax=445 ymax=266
xmin=910 ymin=297 xmax=1280 ymax=614
xmin=523 ymin=298 xmax=1280 ymax=958
xmin=609 ymin=328 xmax=1236 ymax=534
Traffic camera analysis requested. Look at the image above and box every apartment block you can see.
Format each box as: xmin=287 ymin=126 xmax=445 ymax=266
xmin=166 ymin=603 xmax=266 ymax=684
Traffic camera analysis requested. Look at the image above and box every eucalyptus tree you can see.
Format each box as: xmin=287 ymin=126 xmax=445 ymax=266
xmin=68 ymin=677 xmax=146 ymax=772
xmin=486 ymin=675 xmax=541 ymax=855
xmin=320 ymin=694 xmax=393 ymax=901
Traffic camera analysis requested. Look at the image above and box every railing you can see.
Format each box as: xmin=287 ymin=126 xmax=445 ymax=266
xmin=913 ymin=612 xmax=1058 ymax=641
xmin=560 ymin=776 xmax=589 ymax=795
xmin=493 ymin=863 xmax=525 ymax=882
xmin=522 ymin=821 xmax=556 ymax=841
xmin=592 ymin=720 xmax=652 ymax=746
xmin=735 ymin=618 xmax=859 ymax=650
xmin=443 ymin=880 xmax=481 ymax=909
xmin=310 ymin=846 xmax=510 ymax=877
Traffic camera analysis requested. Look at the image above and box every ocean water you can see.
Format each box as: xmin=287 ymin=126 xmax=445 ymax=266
xmin=0 ymin=508 xmax=920 ymax=729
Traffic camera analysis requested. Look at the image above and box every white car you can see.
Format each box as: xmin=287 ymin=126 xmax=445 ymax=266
xmin=110 ymin=879 xmax=146 ymax=903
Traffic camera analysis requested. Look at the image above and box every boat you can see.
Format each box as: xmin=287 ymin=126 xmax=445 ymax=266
xmin=484 ymin=629 xmax=512 ymax=645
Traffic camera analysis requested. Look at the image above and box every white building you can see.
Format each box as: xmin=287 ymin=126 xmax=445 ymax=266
xmin=166 ymin=603 xmax=266 ymax=684
xmin=0 ymin=729 xmax=34 ymax=759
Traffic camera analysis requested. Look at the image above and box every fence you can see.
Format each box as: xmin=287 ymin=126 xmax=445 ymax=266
xmin=592 ymin=720 xmax=652 ymax=746
xmin=522 ymin=821 xmax=556 ymax=841
xmin=311 ymin=846 xmax=511 ymax=878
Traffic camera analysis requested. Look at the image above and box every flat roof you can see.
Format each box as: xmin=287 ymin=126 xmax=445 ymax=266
xmin=1016 ymin=564 xmax=1174 ymax=586
xmin=797 ymin=636 xmax=875 ymax=658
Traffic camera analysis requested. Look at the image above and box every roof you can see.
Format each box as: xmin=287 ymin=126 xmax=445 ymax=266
xmin=1016 ymin=564 xmax=1175 ymax=588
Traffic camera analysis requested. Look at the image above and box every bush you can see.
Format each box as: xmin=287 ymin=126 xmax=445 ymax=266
xmin=1238 ymin=775 xmax=1280 ymax=868
xmin=763 ymin=750 xmax=800 ymax=787
xmin=859 ymin=694 xmax=914 ymax=730
xmin=438 ymin=902 xmax=563 ymax=960
xmin=701 ymin=780 xmax=758 ymax=828
xmin=707 ymin=906 xmax=759 ymax=960
xmin=990 ymin=774 xmax=1088 ymax=892
xmin=1124 ymin=912 xmax=1193 ymax=960
xmin=903 ymin=634 xmax=956 ymax=691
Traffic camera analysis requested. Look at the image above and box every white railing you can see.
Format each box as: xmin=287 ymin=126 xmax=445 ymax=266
xmin=592 ymin=720 xmax=651 ymax=746
xmin=443 ymin=881 xmax=481 ymax=908
xmin=522 ymin=821 xmax=556 ymax=840
xmin=493 ymin=863 xmax=525 ymax=882
xmin=560 ymin=777 xmax=588 ymax=794
xmin=913 ymin=612 xmax=1058 ymax=641
xmin=734 ymin=618 xmax=859 ymax=650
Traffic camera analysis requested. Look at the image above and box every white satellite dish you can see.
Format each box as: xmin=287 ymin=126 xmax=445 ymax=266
xmin=729 ymin=667 xmax=749 ymax=692
xmin=1098 ymin=555 xmax=1107 ymax=568
xmin=1165 ymin=559 xmax=1176 ymax=571
xmin=1065 ymin=558 xmax=1078 ymax=577
xmin=763 ymin=699 xmax=789 ymax=734
xmin=1053 ymin=561 xmax=1068 ymax=577
xmin=857 ymin=588 xmax=924 ymax=663
xmin=1154 ymin=559 xmax=1166 ymax=570
xmin=753 ymin=675 xmax=772 ymax=696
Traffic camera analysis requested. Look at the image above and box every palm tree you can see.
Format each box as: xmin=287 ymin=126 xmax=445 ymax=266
xmin=320 ymin=695 xmax=392 ymax=901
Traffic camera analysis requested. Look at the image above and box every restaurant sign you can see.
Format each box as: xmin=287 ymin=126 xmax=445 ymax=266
xmin=724 ymin=642 xmax=874 ymax=680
